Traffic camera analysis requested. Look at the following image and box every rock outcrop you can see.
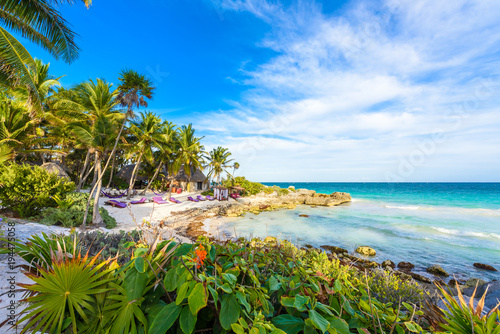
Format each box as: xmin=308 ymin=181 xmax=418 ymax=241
xmin=320 ymin=245 xmax=348 ymax=254
xmin=355 ymin=246 xmax=376 ymax=256
xmin=397 ymin=262 xmax=415 ymax=270
xmin=382 ymin=260 xmax=396 ymax=269
xmin=473 ymin=263 xmax=497 ymax=271
xmin=426 ymin=265 xmax=449 ymax=277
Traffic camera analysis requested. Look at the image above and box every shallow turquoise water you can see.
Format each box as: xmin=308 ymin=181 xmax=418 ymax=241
xmin=222 ymin=183 xmax=500 ymax=281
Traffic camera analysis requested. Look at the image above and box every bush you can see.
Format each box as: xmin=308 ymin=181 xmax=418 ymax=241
xmin=11 ymin=235 xmax=431 ymax=334
xmin=0 ymin=163 xmax=75 ymax=217
xmin=222 ymin=176 xmax=266 ymax=195
xmin=39 ymin=192 xmax=117 ymax=229
xmin=367 ymin=270 xmax=424 ymax=307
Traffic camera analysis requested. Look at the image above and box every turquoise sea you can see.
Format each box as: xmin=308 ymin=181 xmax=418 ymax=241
xmin=221 ymin=183 xmax=500 ymax=281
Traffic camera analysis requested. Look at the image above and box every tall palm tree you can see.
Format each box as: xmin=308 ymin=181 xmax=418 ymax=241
xmin=0 ymin=97 xmax=35 ymax=162
xmin=125 ymin=111 xmax=164 ymax=199
xmin=57 ymin=78 xmax=120 ymax=226
xmin=0 ymin=0 xmax=91 ymax=113
xmin=205 ymin=147 xmax=234 ymax=185
xmin=141 ymin=120 xmax=178 ymax=195
xmin=174 ymin=124 xmax=204 ymax=192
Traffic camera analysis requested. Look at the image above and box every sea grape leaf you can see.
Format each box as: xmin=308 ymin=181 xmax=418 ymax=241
xmin=164 ymin=268 xmax=180 ymax=292
xmin=134 ymin=257 xmax=145 ymax=273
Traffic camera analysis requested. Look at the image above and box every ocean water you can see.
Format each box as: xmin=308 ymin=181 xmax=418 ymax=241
xmin=221 ymin=183 xmax=500 ymax=281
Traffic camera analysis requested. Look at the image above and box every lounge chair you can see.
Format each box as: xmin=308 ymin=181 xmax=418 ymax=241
xmin=187 ymin=196 xmax=199 ymax=202
xmin=130 ymin=197 xmax=147 ymax=204
xmin=153 ymin=196 xmax=168 ymax=204
xmin=170 ymin=197 xmax=181 ymax=204
xmin=105 ymin=200 xmax=127 ymax=208
xmin=205 ymin=195 xmax=215 ymax=201
xmin=196 ymin=195 xmax=206 ymax=201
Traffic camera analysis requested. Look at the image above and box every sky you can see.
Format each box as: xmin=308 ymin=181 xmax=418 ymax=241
xmin=22 ymin=0 xmax=500 ymax=182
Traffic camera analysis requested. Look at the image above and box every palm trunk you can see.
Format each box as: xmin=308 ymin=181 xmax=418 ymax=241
xmin=127 ymin=151 xmax=143 ymax=200
xmin=92 ymin=152 xmax=104 ymax=227
xmin=141 ymin=161 xmax=163 ymax=195
xmin=106 ymin=151 xmax=117 ymax=188
xmin=90 ymin=158 xmax=99 ymax=192
xmin=76 ymin=150 xmax=91 ymax=192
xmin=167 ymin=179 xmax=174 ymax=199
xmin=82 ymin=114 xmax=128 ymax=227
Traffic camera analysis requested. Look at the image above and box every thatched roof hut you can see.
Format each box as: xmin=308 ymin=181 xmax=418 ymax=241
xmin=40 ymin=162 xmax=69 ymax=179
xmin=167 ymin=168 xmax=207 ymax=182
xmin=116 ymin=164 xmax=148 ymax=183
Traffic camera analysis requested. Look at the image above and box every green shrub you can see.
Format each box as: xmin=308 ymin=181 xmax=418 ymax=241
xmin=39 ymin=192 xmax=117 ymax=229
xmin=0 ymin=163 xmax=74 ymax=217
xmin=367 ymin=269 xmax=424 ymax=307
xmin=12 ymin=235 xmax=430 ymax=334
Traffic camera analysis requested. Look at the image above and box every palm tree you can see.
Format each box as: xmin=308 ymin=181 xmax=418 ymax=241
xmin=232 ymin=162 xmax=240 ymax=184
xmin=125 ymin=111 xmax=164 ymax=199
xmin=141 ymin=121 xmax=178 ymax=195
xmin=0 ymin=97 xmax=35 ymax=162
xmin=205 ymin=147 xmax=234 ymax=185
xmin=57 ymin=78 xmax=120 ymax=226
xmin=0 ymin=0 xmax=91 ymax=113
xmin=174 ymin=124 xmax=204 ymax=192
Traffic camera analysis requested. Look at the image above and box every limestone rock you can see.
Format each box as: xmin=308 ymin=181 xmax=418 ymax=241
xmin=448 ymin=279 xmax=465 ymax=286
xmin=473 ymin=263 xmax=498 ymax=271
xmin=397 ymin=262 xmax=415 ymax=270
xmin=382 ymin=260 xmax=396 ymax=269
xmin=355 ymin=246 xmax=376 ymax=256
xmin=464 ymin=278 xmax=487 ymax=288
xmin=299 ymin=214 xmax=309 ymax=217
xmin=409 ymin=272 xmax=432 ymax=284
xmin=320 ymin=245 xmax=348 ymax=254
xmin=426 ymin=265 xmax=449 ymax=277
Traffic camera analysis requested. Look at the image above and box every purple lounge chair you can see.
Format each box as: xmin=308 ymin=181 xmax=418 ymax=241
xmin=153 ymin=196 xmax=168 ymax=204
xmin=105 ymin=200 xmax=127 ymax=208
xmin=196 ymin=195 xmax=206 ymax=201
xmin=169 ymin=197 xmax=181 ymax=204
xmin=205 ymin=195 xmax=215 ymax=201
xmin=130 ymin=197 xmax=147 ymax=204
xmin=187 ymin=196 xmax=199 ymax=202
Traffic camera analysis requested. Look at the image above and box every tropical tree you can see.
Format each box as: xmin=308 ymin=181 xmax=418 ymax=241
xmin=205 ymin=147 xmax=234 ymax=185
xmin=0 ymin=0 xmax=91 ymax=113
xmin=0 ymin=98 xmax=35 ymax=162
xmin=174 ymin=124 xmax=204 ymax=192
xmin=57 ymin=78 xmax=120 ymax=226
xmin=141 ymin=120 xmax=178 ymax=195
xmin=125 ymin=111 xmax=164 ymax=199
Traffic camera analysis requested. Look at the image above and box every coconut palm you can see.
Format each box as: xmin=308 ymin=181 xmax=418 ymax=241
xmin=141 ymin=121 xmax=178 ymax=195
xmin=205 ymin=147 xmax=234 ymax=185
xmin=174 ymin=124 xmax=204 ymax=192
xmin=57 ymin=78 xmax=120 ymax=226
xmin=97 ymin=70 xmax=155 ymax=194
xmin=125 ymin=111 xmax=164 ymax=199
xmin=0 ymin=98 xmax=35 ymax=162
xmin=0 ymin=0 xmax=91 ymax=113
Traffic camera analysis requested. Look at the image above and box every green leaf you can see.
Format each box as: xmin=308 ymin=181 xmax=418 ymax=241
xmin=271 ymin=314 xmax=304 ymax=334
xmin=208 ymin=285 xmax=218 ymax=309
xmin=219 ymin=294 xmax=240 ymax=330
xmin=327 ymin=317 xmax=350 ymax=334
xmin=180 ymin=305 xmax=197 ymax=334
xmin=281 ymin=296 xmax=295 ymax=308
xmin=123 ymin=267 xmax=148 ymax=301
xmin=135 ymin=257 xmax=145 ymax=273
xmin=404 ymin=322 xmax=422 ymax=333
xmin=294 ymin=295 xmax=310 ymax=311
xmin=209 ymin=245 xmax=216 ymax=262
xmin=164 ymin=268 xmax=180 ymax=292
xmin=134 ymin=247 xmax=148 ymax=257
xmin=222 ymin=273 xmax=237 ymax=286
xmin=220 ymin=283 xmax=232 ymax=293
xmin=149 ymin=302 xmax=181 ymax=334
xmin=334 ymin=279 xmax=342 ymax=293
xmin=231 ymin=323 xmax=245 ymax=334
xmin=188 ymin=283 xmax=207 ymax=315
xmin=269 ymin=276 xmax=281 ymax=292
xmin=176 ymin=282 xmax=190 ymax=305
xmin=236 ymin=290 xmax=251 ymax=313
xmin=308 ymin=309 xmax=330 ymax=333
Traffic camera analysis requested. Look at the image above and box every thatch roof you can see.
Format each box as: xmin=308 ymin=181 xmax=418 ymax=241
xmin=168 ymin=167 xmax=207 ymax=182
xmin=40 ymin=162 xmax=69 ymax=179
xmin=116 ymin=164 xmax=148 ymax=183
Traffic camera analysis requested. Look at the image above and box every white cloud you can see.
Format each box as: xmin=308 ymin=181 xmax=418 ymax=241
xmin=195 ymin=0 xmax=500 ymax=181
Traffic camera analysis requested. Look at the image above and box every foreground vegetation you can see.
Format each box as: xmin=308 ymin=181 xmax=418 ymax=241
xmin=3 ymin=230 xmax=498 ymax=333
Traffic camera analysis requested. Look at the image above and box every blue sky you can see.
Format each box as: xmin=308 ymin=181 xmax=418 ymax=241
xmin=24 ymin=0 xmax=500 ymax=182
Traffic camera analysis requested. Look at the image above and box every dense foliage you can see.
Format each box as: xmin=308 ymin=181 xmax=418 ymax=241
xmin=39 ymin=193 xmax=117 ymax=229
xmin=5 ymin=231 xmax=444 ymax=334
xmin=223 ymin=176 xmax=269 ymax=196
xmin=0 ymin=163 xmax=74 ymax=217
